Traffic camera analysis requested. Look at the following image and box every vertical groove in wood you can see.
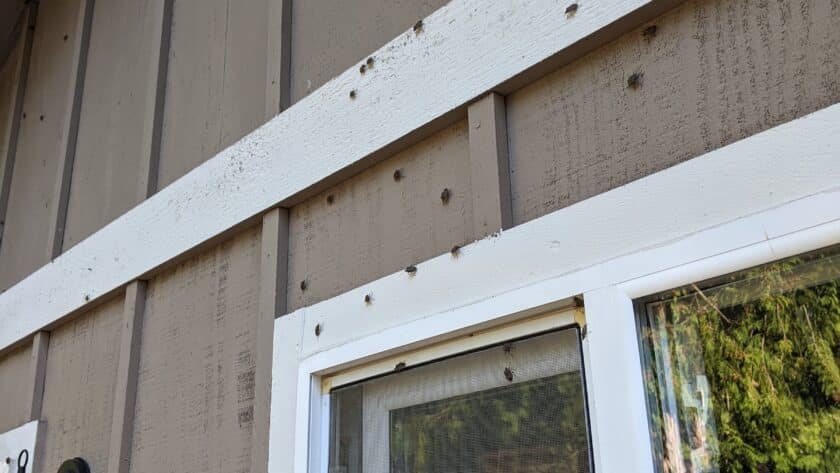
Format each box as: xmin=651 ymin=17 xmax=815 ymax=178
xmin=107 ymin=280 xmax=146 ymax=473
xmin=467 ymin=92 xmax=512 ymax=237
xmin=0 ymin=4 xmax=37 ymax=251
xmin=47 ymin=0 xmax=95 ymax=258
xmin=252 ymin=208 xmax=289 ymax=473
xmin=265 ymin=0 xmax=292 ymax=119
xmin=27 ymin=331 xmax=49 ymax=421
xmin=140 ymin=0 xmax=173 ymax=199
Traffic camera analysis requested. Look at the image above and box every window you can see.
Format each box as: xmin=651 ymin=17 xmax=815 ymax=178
xmin=637 ymin=245 xmax=840 ymax=473
xmin=327 ymin=327 xmax=593 ymax=473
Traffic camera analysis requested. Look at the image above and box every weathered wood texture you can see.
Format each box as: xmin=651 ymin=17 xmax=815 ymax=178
xmin=62 ymin=0 xmax=171 ymax=250
xmin=0 ymin=0 xmax=88 ymax=291
xmin=467 ymin=93 xmax=512 ymax=237
xmin=26 ymin=331 xmax=49 ymax=421
xmin=289 ymin=0 xmax=449 ymax=103
xmin=130 ymin=226 xmax=261 ymax=473
xmin=265 ymin=0 xmax=291 ymax=117
xmin=0 ymin=344 xmax=31 ymax=432
xmin=507 ymin=0 xmax=840 ymax=225
xmin=156 ymin=0 xmax=269 ymax=189
xmin=287 ymin=120 xmax=471 ymax=311
xmin=252 ymin=208 xmax=289 ymax=473
xmin=37 ymin=295 xmax=124 ymax=473
xmin=0 ymin=28 xmax=26 ymax=248
xmin=107 ymin=281 xmax=147 ymax=473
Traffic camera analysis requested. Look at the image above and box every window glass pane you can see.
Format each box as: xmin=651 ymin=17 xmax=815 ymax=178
xmin=329 ymin=328 xmax=592 ymax=473
xmin=638 ymin=246 xmax=840 ymax=473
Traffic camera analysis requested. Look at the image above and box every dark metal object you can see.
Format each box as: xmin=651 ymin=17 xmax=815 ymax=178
xmin=503 ymin=367 xmax=514 ymax=382
xmin=16 ymin=450 xmax=27 ymax=473
xmin=315 ymin=324 xmax=322 ymax=336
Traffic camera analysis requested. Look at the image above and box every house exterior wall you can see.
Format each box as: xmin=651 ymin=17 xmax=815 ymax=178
xmin=0 ymin=0 xmax=836 ymax=472
xmin=37 ymin=296 xmax=124 ymax=473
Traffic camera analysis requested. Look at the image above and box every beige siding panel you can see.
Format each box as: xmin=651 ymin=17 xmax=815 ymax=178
xmin=0 ymin=0 xmax=86 ymax=291
xmin=289 ymin=0 xmax=449 ymax=103
xmin=0 ymin=344 xmax=31 ymax=432
xmin=288 ymin=120 xmax=472 ymax=311
xmin=38 ymin=296 xmax=123 ymax=473
xmin=506 ymin=0 xmax=840 ymax=225
xmin=62 ymin=0 xmax=170 ymax=250
xmin=131 ymin=226 xmax=261 ymax=473
xmin=156 ymin=0 xmax=269 ymax=189
xmin=0 ymin=34 xmax=24 ymax=240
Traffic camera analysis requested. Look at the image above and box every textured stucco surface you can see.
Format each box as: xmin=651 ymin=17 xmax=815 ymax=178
xmin=507 ymin=0 xmax=840 ymax=225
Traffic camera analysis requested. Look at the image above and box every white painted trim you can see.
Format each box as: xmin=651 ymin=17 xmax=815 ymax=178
xmin=269 ymin=104 xmax=840 ymax=473
xmin=0 ymin=0 xmax=668 ymax=351
xmin=0 ymin=421 xmax=40 ymax=473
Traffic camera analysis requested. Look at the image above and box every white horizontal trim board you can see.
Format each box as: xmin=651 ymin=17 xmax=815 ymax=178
xmin=0 ymin=0 xmax=672 ymax=351
xmin=270 ymin=104 xmax=840 ymax=473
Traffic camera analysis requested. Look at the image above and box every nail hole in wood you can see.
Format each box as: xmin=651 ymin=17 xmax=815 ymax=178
xmin=405 ymin=265 xmax=417 ymax=275
xmin=395 ymin=361 xmax=406 ymax=372
xmin=565 ymin=3 xmax=578 ymax=16
xmin=359 ymin=64 xmax=366 ymax=74
xmin=315 ymin=324 xmax=321 ymax=336
xmin=413 ymin=20 xmax=423 ymax=33
xmin=642 ymin=25 xmax=658 ymax=39
xmin=451 ymin=245 xmax=461 ymax=256
xmin=349 ymin=90 xmax=357 ymax=99
xmin=300 ymin=279 xmax=308 ymax=291
xmin=366 ymin=56 xmax=374 ymax=68
xmin=393 ymin=169 xmax=403 ymax=181
xmin=326 ymin=194 xmax=335 ymax=205
xmin=364 ymin=294 xmax=372 ymax=304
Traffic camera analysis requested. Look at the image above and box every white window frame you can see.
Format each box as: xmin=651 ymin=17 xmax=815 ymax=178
xmin=269 ymin=104 xmax=840 ymax=473
xmin=0 ymin=421 xmax=41 ymax=473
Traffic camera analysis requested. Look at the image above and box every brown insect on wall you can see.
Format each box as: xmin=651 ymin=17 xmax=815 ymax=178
xmin=507 ymin=0 xmax=840 ymax=225
xmin=287 ymin=120 xmax=472 ymax=311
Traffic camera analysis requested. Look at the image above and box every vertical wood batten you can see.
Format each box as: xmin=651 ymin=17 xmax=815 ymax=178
xmin=265 ymin=0 xmax=292 ymax=118
xmin=467 ymin=92 xmax=512 ymax=237
xmin=46 ymin=0 xmax=95 ymax=258
xmin=138 ymin=0 xmax=174 ymax=199
xmin=0 ymin=4 xmax=37 ymax=251
xmin=107 ymin=280 xmax=146 ymax=473
xmin=252 ymin=208 xmax=289 ymax=473
xmin=27 ymin=331 xmax=49 ymax=421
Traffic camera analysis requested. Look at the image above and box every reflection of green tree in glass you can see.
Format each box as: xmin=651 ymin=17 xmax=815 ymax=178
xmin=390 ymin=372 xmax=590 ymax=473
xmin=642 ymin=250 xmax=840 ymax=473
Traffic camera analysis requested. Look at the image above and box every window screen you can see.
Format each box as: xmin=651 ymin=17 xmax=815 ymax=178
xmin=637 ymin=245 xmax=840 ymax=473
xmin=328 ymin=328 xmax=593 ymax=473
